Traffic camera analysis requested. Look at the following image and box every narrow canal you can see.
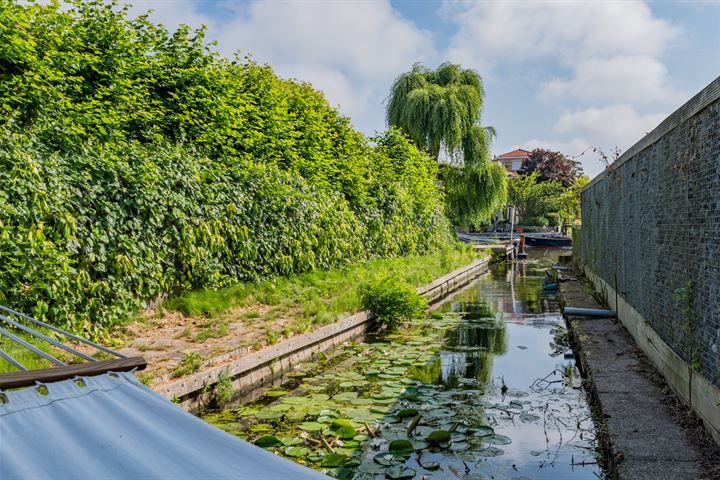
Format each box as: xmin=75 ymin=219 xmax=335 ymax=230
xmin=203 ymin=252 xmax=605 ymax=479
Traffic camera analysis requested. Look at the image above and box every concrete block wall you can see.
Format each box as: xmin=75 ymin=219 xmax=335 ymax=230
xmin=578 ymin=77 xmax=720 ymax=390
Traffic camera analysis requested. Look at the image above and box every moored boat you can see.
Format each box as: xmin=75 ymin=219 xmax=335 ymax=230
xmin=523 ymin=233 xmax=572 ymax=247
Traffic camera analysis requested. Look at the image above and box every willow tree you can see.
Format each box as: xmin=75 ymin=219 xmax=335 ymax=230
xmin=386 ymin=62 xmax=507 ymax=228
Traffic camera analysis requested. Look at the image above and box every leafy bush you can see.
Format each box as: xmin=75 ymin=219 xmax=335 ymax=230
xmin=523 ymin=216 xmax=549 ymax=227
xmin=360 ymin=277 xmax=428 ymax=327
xmin=0 ymin=2 xmax=454 ymax=335
xmin=545 ymin=213 xmax=561 ymax=226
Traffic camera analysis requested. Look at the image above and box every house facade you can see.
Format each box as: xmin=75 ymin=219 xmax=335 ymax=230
xmin=494 ymin=149 xmax=531 ymax=176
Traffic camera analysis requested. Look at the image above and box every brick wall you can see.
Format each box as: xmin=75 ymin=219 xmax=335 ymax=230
xmin=577 ymin=77 xmax=720 ymax=388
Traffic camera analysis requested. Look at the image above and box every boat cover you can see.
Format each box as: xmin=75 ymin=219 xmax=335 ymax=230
xmin=0 ymin=371 xmax=330 ymax=479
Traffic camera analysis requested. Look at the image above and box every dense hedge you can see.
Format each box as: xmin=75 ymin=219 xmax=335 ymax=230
xmin=0 ymin=2 xmax=453 ymax=334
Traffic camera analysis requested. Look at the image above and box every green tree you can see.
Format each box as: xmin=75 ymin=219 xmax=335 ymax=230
xmin=558 ymin=176 xmax=589 ymax=224
xmin=386 ymin=62 xmax=494 ymax=163
xmin=508 ymin=172 xmax=563 ymax=222
xmin=386 ymin=63 xmax=507 ymax=227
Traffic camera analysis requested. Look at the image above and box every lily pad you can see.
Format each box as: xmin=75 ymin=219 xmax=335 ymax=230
xmin=298 ymin=422 xmax=324 ymax=431
xmin=396 ymin=408 xmax=419 ymax=418
xmin=386 ymin=466 xmax=416 ymax=479
xmin=320 ymin=453 xmax=347 ymax=467
xmin=388 ymin=439 xmax=414 ymax=457
xmin=473 ymin=426 xmax=495 ymax=437
xmin=254 ymin=435 xmax=282 ymax=448
xmin=426 ymin=430 xmax=451 ymax=443
xmin=284 ymin=446 xmax=311 ymax=457
xmin=486 ymin=434 xmax=512 ymax=445
xmin=476 ymin=446 xmax=504 ymax=457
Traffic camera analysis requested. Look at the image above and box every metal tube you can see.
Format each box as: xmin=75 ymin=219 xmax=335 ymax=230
xmin=0 ymin=326 xmax=65 ymax=366
xmin=0 ymin=347 xmax=27 ymax=371
xmin=0 ymin=314 xmax=96 ymax=363
xmin=563 ymin=307 xmax=617 ymax=318
xmin=0 ymin=305 xmax=125 ymax=359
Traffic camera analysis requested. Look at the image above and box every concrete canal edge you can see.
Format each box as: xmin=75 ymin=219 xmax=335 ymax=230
xmin=561 ymin=271 xmax=719 ymax=479
xmin=582 ymin=267 xmax=720 ymax=447
xmin=153 ymin=256 xmax=492 ymax=411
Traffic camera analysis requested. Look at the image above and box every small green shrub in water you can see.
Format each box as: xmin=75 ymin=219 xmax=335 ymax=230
xmin=360 ymin=277 xmax=428 ymax=327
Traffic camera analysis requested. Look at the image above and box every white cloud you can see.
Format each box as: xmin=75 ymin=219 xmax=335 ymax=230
xmin=444 ymin=1 xmax=678 ymax=69
xmin=216 ymin=1 xmax=435 ymax=82
xmin=540 ymin=56 xmax=685 ymax=105
xmin=122 ymin=0 xmax=212 ymax=33
xmin=444 ymin=1 xmax=683 ymax=106
xmin=554 ymin=105 xmax=666 ymax=148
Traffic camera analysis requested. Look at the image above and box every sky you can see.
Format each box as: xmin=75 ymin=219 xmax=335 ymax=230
xmin=121 ymin=0 xmax=720 ymax=178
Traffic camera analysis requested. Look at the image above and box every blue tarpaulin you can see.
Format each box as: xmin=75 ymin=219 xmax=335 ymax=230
xmin=0 ymin=371 xmax=330 ymax=479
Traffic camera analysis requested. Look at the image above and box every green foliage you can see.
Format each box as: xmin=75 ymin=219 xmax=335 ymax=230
xmin=442 ymin=161 xmax=508 ymax=229
xmin=557 ymin=176 xmax=589 ymax=225
xmin=360 ymin=277 xmax=428 ymax=327
xmin=214 ymin=368 xmax=234 ymax=407
xmin=173 ymin=351 xmax=203 ymax=378
xmin=0 ymin=1 xmax=454 ymax=335
xmin=508 ymin=172 xmax=564 ymax=223
xmin=523 ymin=216 xmax=549 ymax=227
xmin=386 ymin=62 xmax=506 ymax=227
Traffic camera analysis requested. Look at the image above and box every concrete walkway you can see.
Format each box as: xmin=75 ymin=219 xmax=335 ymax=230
xmin=561 ymin=275 xmax=717 ymax=480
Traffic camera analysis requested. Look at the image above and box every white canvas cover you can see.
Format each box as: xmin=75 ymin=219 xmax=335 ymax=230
xmin=0 ymin=371 xmax=330 ymax=479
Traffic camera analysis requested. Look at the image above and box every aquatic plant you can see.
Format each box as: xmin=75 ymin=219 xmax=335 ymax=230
xmin=359 ymin=277 xmax=428 ymax=327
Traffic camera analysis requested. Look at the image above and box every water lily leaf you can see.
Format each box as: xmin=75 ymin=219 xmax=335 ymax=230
xmin=358 ymin=462 xmax=387 ymax=474
xmin=486 ymin=434 xmax=511 ymax=445
xmin=396 ymin=408 xmax=418 ymax=418
xmin=255 ymin=411 xmax=284 ymax=420
xmin=373 ymin=453 xmax=402 ymax=467
xmin=284 ymin=446 xmax=311 ymax=457
xmin=282 ymin=396 xmax=311 ymax=405
xmin=426 ymin=430 xmax=451 ymax=443
xmin=334 ymin=426 xmax=356 ymax=440
xmin=474 ymin=426 xmax=495 ymax=437
xmin=264 ymin=388 xmax=289 ymax=397
xmin=350 ymin=398 xmax=373 ymax=406
xmin=388 ymin=439 xmax=414 ymax=457
xmin=329 ymin=467 xmax=353 ymax=479
xmin=298 ymin=422 xmax=323 ymax=431
xmin=254 ymin=435 xmax=282 ymax=448
xmin=333 ymin=392 xmax=358 ymax=402
xmin=331 ymin=419 xmax=355 ymax=429
xmin=386 ymin=466 xmax=416 ymax=479
xmin=529 ymin=450 xmax=545 ymax=456
xmin=320 ymin=453 xmax=347 ymax=467
xmin=420 ymin=460 xmax=440 ymax=470
xmin=280 ymin=437 xmax=303 ymax=446
xmin=450 ymin=441 xmax=469 ymax=451
xmin=476 ymin=446 xmax=504 ymax=457
xmin=520 ymin=413 xmax=541 ymax=423
xmin=412 ymin=440 xmax=429 ymax=450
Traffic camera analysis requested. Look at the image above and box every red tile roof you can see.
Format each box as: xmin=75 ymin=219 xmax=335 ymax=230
xmin=497 ymin=149 xmax=531 ymax=158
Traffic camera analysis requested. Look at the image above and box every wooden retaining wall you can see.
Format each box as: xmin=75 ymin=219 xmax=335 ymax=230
xmin=154 ymin=257 xmax=491 ymax=411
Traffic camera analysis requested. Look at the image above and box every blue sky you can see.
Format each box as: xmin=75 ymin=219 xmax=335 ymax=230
xmin=125 ymin=0 xmax=720 ymax=177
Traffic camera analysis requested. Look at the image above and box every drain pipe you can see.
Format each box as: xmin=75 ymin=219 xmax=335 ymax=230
xmin=563 ymin=307 xmax=617 ymax=318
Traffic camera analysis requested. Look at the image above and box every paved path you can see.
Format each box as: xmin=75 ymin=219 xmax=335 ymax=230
xmin=561 ymin=276 xmax=714 ymax=480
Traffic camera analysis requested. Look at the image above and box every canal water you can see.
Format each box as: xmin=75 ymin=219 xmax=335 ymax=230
xmin=203 ymin=252 xmax=604 ymax=479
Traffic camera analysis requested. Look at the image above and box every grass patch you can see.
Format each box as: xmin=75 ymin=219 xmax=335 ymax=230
xmin=161 ymin=245 xmax=484 ymax=327
xmin=173 ymin=351 xmax=204 ymax=378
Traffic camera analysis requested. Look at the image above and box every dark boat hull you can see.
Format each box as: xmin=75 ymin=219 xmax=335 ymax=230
xmin=524 ymin=234 xmax=572 ymax=247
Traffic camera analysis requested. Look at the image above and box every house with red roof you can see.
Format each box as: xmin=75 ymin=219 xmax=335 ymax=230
xmin=494 ymin=149 xmax=530 ymax=176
